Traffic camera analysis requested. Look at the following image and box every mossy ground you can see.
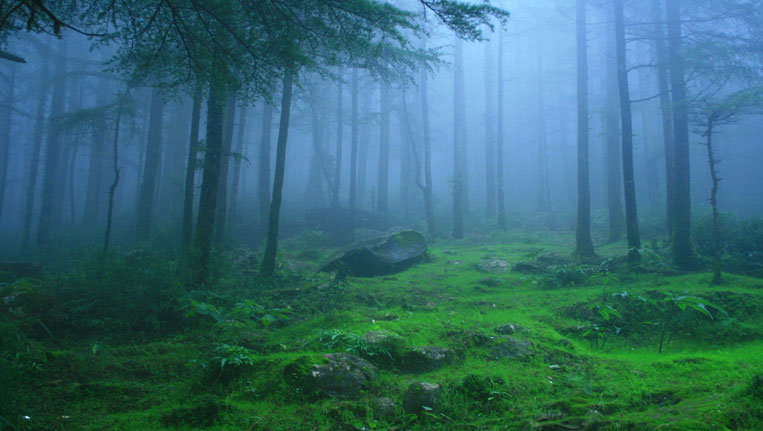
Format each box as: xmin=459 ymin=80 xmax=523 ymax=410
xmin=5 ymin=231 xmax=763 ymax=431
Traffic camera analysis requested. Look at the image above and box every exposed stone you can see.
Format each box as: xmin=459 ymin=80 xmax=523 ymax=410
xmin=399 ymin=346 xmax=455 ymax=373
xmin=285 ymin=353 xmax=377 ymax=399
xmin=477 ymin=257 xmax=510 ymax=274
xmin=373 ymin=397 xmax=396 ymax=420
xmin=320 ymin=230 xmax=427 ymax=277
xmin=402 ymin=382 xmax=442 ymax=414
xmin=494 ymin=323 xmax=521 ymax=335
xmin=491 ymin=336 xmax=535 ymax=359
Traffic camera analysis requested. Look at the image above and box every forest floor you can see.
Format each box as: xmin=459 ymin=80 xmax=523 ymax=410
xmin=3 ymin=231 xmax=763 ymax=431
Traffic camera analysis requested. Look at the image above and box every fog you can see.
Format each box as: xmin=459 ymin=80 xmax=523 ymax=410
xmin=0 ymin=0 xmax=761 ymax=262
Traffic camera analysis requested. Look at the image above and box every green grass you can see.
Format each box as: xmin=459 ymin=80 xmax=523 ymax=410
xmin=4 ymin=232 xmax=762 ymax=430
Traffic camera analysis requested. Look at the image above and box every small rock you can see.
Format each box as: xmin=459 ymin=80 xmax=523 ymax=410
xmin=403 ymin=382 xmax=442 ymax=414
xmin=477 ymin=257 xmax=510 ymax=274
xmin=400 ymin=346 xmax=455 ymax=373
xmin=308 ymin=353 xmax=377 ymax=399
xmin=494 ymin=323 xmax=521 ymax=335
xmin=447 ymin=260 xmax=463 ymax=265
xmin=373 ymin=397 xmax=396 ymax=420
xmin=477 ymin=277 xmax=502 ymax=287
xmin=491 ymin=336 xmax=535 ymax=359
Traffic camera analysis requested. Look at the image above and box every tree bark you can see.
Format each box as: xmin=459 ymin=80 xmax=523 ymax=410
xmin=0 ymin=63 xmax=15 ymax=226
xmin=332 ymin=70 xmax=344 ymax=208
xmin=261 ymin=74 xmax=294 ymax=276
xmin=21 ymin=58 xmax=49 ymax=251
xmin=103 ymin=93 xmax=124 ymax=254
xmin=182 ymin=85 xmax=202 ymax=250
xmin=82 ymin=81 xmax=109 ymax=228
xmin=214 ymin=94 xmax=236 ymax=245
xmin=651 ymin=0 xmax=676 ymax=238
xmin=37 ymin=41 xmax=67 ymax=250
xmin=419 ymin=56 xmax=436 ymax=236
xmin=229 ymin=103 xmax=247 ymax=227
xmin=575 ymin=0 xmax=595 ymax=257
xmin=258 ymin=101 xmax=273 ymax=230
xmin=136 ymin=86 xmax=165 ymax=241
xmin=377 ymin=79 xmax=390 ymax=214
xmin=535 ymin=38 xmax=552 ymax=213
xmin=193 ymin=77 xmax=226 ymax=285
xmin=665 ymin=0 xmax=693 ymax=269
xmin=349 ymin=68 xmax=359 ymax=210
xmin=703 ymin=117 xmax=722 ymax=284
xmin=604 ymin=6 xmax=625 ymax=242
xmin=484 ymin=35 xmax=496 ymax=218
xmin=496 ymin=24 xmax=506 ymax=230
xmin=614 ymin=0 xmax=642 ymax=265
xmin=453 ymin=36 xmax=466 ymax=239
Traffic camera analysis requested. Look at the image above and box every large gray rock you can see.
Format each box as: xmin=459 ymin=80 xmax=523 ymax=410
xmin=285 ymin=353 xmax=377 ymax=399
xmin=403 ymin=382 xmax=442 ymax=414
xmin=320 ymin=230 xmax=427 ymax=276
xmin=491 ymin=336 xmax=535 ymax=359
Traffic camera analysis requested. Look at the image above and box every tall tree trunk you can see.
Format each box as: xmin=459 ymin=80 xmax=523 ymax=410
xmin=605 ymin=5 xmax=625 ymax=242
xmin=703 ymin=117 xmax=722 ymax=284
xmin=614 ymin=0 xmax=642 ymax=265
xmin=496 ymin=24 xmax=506 ymax=230
xmin=66 ymin=145 xmax=78 ymax=224
xmin=484 ymin=36 xmax=496 ymax=218
xmin=419 ymin=56 xmax=436 ymax=236
xmin=258 ymin=102 xmax=273 ymax=230
xmin=193 ymin=76 xmax=226 ymax=285
xmin=349 ymin=68 xmax=359 ymax=210
xmin=377 ymin=80 xmax=390 ymax=214
xmin=136 ymin=87 xmax=165 ymax=241
xmin=305 ymin=94 xmax=327 ymax=208
xmin=103 ymin=93 xmax=124 ymax=254
xmin=214 ymin=95 xmax=236 ymax=245
xmin=575 ymin=0 xmax=595 ymax=257
xmin=37 ymin=42 xmax=67 ymax=250
xmin=398 ymin=90 xmax=411 ymax=218
xmin=229 ymin=104 xmax=247 ymax=227
xmin=182 ymin=85 xmax=202 ymax=250
xmin=332 ymin=71 xmax=343 ymax=208
xmin=0 ymin=63 xmax=15 ymax=225
xmin=453 ymin=36 xmax=466 ymax=239
xmin=261 ymin=74 xmax=294 ymax=276
xmin=82 ymin=81 xmax=109 ymax=228
xmin=357 ymin=88 xmax=371 ymax=210
xmin=651 ymin=0 xmax=676 ymax=238
xmin=535 ymin=38 xmax=552 ymax=213
xmin=665 ymin=0 xmax=693 ymax=269
xmin=21 ymin=58 xmax=49 ymax=251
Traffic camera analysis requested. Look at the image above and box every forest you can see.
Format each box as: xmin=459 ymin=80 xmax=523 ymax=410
xmin=0 ymin=0 xmax=762 ymax=430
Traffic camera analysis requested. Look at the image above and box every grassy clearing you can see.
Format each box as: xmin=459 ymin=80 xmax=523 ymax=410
xmin=3 ymin=232 xmax=762 ymax=431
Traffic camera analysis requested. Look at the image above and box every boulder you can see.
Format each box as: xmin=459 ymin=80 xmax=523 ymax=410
xmin=285 ymin=353 xmax=377 ymax=399
xmin=403 ymin=382 xmax=442 ymax=414
xmin=477 ymin=257 xmax=510 ymax=274
xmin=305 ymin=208 xmax=391 ymax=246
xmin=491 ymin=336 xmax=535 ymax=359
xmin=373 ymin=397 xmax=396 ymax=420
xmin=320 ymin=230 xmax=427 ymax=277
xmin=399 ymin=346 xmax=455 ymax=373
xmin=494 ymin=323 xmax=522 ymax=335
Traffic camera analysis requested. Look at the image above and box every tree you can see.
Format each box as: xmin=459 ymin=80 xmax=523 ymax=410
xmin=378 ymin=78 xmax=390 ymax=214
xmin=214 ymin=95 xmax=236 ymax=245
xmin=332 ymin=69 xmax=344 ymax=208
xmin=452 ymin=36 xmax=466 ymax=239
xmin=484 ymin=33 xmax=496 ymax=219
xmin=260 ymin=74 xmax=294 ymax=276
xmin=36 ymin=40 xmax=67 ymax=250
xmin=613 ymin=0 xmax=641 ymax=265
xmin=136 ymin=86 xmax=164 ymax=241
xmin=181 ymin=85 xmax=202 ymax=251
xmin=418 ymin=46 xmax=436 ymax=235
xmin=349 ymin=68 xmax=360 ymax=211
xmin=665 ymin=0 xmax=693 ymax=269
xmin=258 ymin=102 xmax=273 ymax=231
xmin=496 ymin=21 xmax=506 ymax=230
xmin=0 ymin=63 xmax=15 ymax=225
xmin=603 ymin=5 xmax=625 ymax=243
xmin=575 ymin=0 xmax=595 ymax=257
